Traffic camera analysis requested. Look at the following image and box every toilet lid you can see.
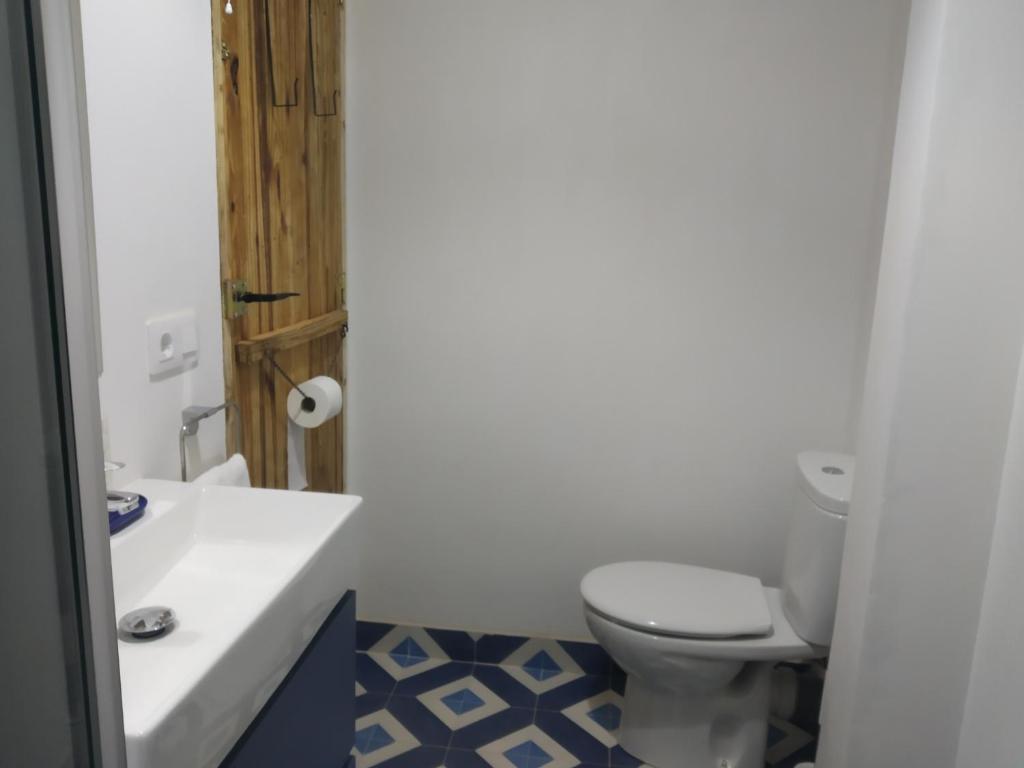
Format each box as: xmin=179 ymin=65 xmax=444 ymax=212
xmin=581 ymin=562 xmax=773 ymax=639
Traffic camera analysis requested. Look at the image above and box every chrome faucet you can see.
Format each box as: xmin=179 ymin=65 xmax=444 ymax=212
xmin=179 ymin=401 xmax=242 ymax=481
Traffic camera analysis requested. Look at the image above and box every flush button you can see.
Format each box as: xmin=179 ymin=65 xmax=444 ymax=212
xmin=822 ymin=466 xmax=845 ymax=475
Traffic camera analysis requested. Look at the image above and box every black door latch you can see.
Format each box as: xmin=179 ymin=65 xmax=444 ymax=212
xmin=223 ymin=279 xmax=300 ymax=319
xmin=235 ymin=290 xmax=301 ymax=304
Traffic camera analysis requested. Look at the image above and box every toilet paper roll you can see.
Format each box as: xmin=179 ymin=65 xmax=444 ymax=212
xmin=286 ymin=376 xmax=343 ymax=490
xmin=287 ymin=375 xmax=343 ymax=428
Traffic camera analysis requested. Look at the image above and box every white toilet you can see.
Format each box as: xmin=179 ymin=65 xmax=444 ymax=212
xmin=581 ymin=452 xmax=853 ymax=768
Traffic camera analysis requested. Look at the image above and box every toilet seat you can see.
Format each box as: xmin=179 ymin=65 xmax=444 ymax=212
xmin=585 ymin=587 xmax=824 ymax=662
xmin=581 ymin=561 xmax=773 ymax=639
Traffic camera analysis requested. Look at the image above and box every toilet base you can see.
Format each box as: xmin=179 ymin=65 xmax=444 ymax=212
xmin=619 ymin=661 xmax=773 ymax=768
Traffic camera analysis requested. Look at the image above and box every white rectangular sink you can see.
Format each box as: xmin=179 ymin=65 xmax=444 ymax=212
xmin=110 ymin=479 xmax=363 ymax=768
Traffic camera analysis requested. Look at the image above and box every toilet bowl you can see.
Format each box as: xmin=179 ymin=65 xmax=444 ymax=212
xmin=580 ymin=452 xmax=854 ymax=768
xmin=584 ymin=578 xmax=821 ymax=768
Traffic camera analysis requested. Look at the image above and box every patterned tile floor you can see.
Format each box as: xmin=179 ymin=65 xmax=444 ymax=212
xmin=353 ymin=622 xmax=819 ymax=768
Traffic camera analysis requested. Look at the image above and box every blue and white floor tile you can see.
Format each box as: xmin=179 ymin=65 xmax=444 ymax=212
xmin=353 ymin=709 xmax=421 ymax=768
xmin=369 ymin=626 xmax=451 ymax=681
xmin=501 ymin=639 xmax=584 ymax=696
xmin=476 ymin=724 xmax=582 ymax=768
xmin=418 ymin=676 xmax=510 ymax=730
xmin=561 ymin=690 xmax=624 ymax=748
xmin=353 ymin=621 xmax=819 ymax=768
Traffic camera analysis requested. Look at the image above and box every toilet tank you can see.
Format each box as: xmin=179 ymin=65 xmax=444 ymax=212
xmin=780 ymin=451 xmax=855 ymax=647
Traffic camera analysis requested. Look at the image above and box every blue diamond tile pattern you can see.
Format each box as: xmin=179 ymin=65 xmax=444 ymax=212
xmin=522 ymin=650 xmax=562 ymax=682
xmin=441 ymin=687 xmax=486 ymax=715
xmin=389 ymin=637 xmax=430 ymax=668
xmin=503 ymin=740 xmax=553 ymax=768
xmin=587 ymin=702 xmax=621 ymax=732
xmin=352 ymin=621 xmax=819 ymax=768
xmin=354 ymin=723 xmax=395 ymax=755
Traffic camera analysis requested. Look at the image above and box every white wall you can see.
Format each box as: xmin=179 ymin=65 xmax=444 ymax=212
xmin=956 ymin=354 xmax=1024 ymax=767
xmin=819 ymin=0 xmax=1024 ymax=765
xmin=347 ymin=0 xmax=908 ymax=637
xmin=81 ymin=1 xmax=225 ymax=484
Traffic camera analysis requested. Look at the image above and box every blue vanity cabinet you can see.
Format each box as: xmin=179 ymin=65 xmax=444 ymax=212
xmin=220 ymin=591 xmax=356 ymax=768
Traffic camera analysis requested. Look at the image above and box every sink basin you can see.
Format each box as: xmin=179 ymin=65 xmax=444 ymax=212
xmin=110 ymin=479 xmax=363 ymax=768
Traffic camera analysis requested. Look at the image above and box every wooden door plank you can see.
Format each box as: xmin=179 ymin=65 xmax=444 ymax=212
xmin=264 ymin=0 xmax=305 ymax=107
xmin=309 ymin=0 xmax=341 ymax=117
xmin=235 ymin=310 xmax=348 ymax=364
xmin=253 ymin=0 xmax=307 ymax=488
xmin=216 ymin=0 xmax=274 ymax=486
xmin=306 ymin=0 xmax=343 ymax=492
xmin=265 ymin=0 xmax=310 ymax=489
xmin=212 ymin=6 xmax=237 ymax=457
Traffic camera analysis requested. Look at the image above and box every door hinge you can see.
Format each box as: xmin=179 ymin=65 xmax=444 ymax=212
xmin=339 ymin=273 xmax=347 ymax=306
xmin=223 ymin=279 xmax=247 ymax=318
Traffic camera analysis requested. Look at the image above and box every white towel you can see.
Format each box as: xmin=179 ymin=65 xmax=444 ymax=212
xmin=191 ymin=453 xmax=252 ymax=488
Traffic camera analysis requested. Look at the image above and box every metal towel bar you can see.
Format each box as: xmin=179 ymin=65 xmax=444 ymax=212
xmin=179 ymin=401 xmax=242 ymax=482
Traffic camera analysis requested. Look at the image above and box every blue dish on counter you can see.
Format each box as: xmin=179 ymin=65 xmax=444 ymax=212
xmin=109 ymin=493 xmax=148 ymax=535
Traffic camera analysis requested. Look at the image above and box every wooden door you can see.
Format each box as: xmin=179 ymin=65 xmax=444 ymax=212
xmin=212 ymin=0 xmax=346 ymax=491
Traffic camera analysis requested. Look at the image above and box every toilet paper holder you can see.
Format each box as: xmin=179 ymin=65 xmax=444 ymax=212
xmin=266 ymin=353 xmax=317 ymax=413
